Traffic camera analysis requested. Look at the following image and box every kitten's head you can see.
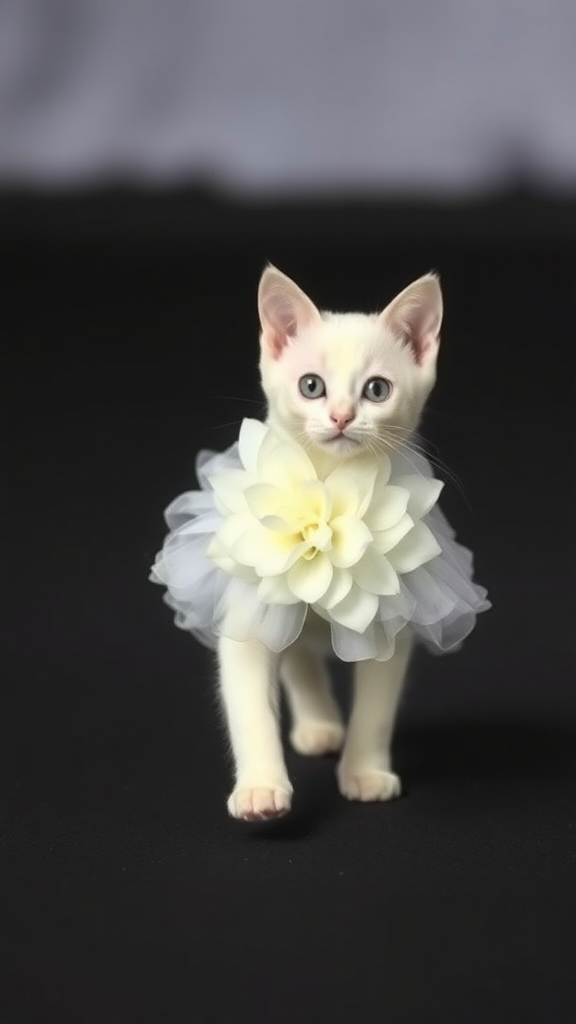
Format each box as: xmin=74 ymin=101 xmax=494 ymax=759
xmin=258 ymin=266 xmax=443 ymax=461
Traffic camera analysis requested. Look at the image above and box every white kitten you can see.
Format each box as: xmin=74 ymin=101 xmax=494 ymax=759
xmin=220 ymin=266 xmax=443 ymax=820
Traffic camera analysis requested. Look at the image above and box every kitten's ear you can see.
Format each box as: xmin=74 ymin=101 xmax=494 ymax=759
xmin=258 ymin=265 xmax=321 ymax=359
xmin=379 ymin=273 xmax=443 ymax=365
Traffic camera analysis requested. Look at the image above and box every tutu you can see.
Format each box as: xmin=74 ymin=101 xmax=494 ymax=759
xmin=150 ymin=434 xmax=490 ymax=662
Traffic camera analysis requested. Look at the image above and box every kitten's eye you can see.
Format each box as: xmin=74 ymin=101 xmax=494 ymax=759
xmin=362 ymin=377 xmax=392 ymax=403
xmin=298 ymin=374 xmax=326 ymax=399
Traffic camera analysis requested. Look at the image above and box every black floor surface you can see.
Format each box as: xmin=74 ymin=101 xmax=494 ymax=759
xmin=2 ymin=194 xmax=575 ymax=1024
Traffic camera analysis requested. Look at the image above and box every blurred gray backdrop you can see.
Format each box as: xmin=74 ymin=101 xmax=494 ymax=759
xmin=1 ymin=0 xmax=574 ymax=194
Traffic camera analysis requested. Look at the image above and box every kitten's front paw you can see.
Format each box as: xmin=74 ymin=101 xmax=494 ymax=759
xmin=227 ymin=785 xmax=293 ymax=821
xmin=290 ymin=720 xmax=345 ymax=756
xmin=337 ymin=766 xmax=402 ymax=803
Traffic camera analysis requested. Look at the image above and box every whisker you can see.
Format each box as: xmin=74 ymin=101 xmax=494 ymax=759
xmin=381 ymin=435 xmax=426 ymax=478
xmin=213 ymin=396 xmax=265 ymax=406
xmin=210 ymin=419 xmax=244 ymax=431
xmin=396 ymin=442 xmax=470 ymax=508
xmin=377 ymin=428 xmax=473 ymax=512
xmin=352 ymin=426 xmax=467 ymax=504
xmin=421 ymin=406 xmax=459 ymax=424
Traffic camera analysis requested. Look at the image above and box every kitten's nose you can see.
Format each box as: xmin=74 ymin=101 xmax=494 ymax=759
xmin=329 ymin=409 xmax=355 ymax=431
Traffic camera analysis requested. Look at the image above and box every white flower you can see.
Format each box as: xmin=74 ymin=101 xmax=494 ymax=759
xmin=207 ymin=419 xmax=443 ymax=635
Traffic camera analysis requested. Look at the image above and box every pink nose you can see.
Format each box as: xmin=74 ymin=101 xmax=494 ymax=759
xmin=330 ymin=410 xmax=355 ymax=431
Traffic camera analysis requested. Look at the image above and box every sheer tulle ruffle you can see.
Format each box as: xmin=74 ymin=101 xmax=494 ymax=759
xmin=150 ymin=441 xmax=490 ymax=661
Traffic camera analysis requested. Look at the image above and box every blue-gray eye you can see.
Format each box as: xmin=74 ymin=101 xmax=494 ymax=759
xmin=299 ymin=374 xmax=326 ymax=399
xmin=362 ymin=377 xmax=392 ymax=403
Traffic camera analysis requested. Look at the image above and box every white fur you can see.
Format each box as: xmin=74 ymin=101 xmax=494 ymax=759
xmin=220 ymin=266 xmax=443 ymax=820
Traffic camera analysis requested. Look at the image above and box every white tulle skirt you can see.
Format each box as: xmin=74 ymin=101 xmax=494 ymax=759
xmin=150 ymin=441 xmax=490 ymax=662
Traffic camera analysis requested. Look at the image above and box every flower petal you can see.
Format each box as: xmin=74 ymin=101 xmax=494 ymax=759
xmin=255 ymin=424 xmax=287 ymax=465
xmin=205 ymin=535 xmax=227 ymax=566
xmin=394 ymin=475 xmax=444 ymax=520
xmin=325 ymin=462 xmax=378 ymax=518
xmin=260 ymin=515 xmax=295 ymax=532
xmin=331 ymin=621 xmax=378 ymax=662
xmin=386 ymin=521 xmax=442 ymax=573
xmin=364 ymin=485 xmax=409 ymax=531
xmin=238 ymin=418 xmax=267 ymax=472
xmin=258 ymin=441 xmax=317 ymax=490
xmin=323 ymin=470 xmax=360 ymax=517
xmin=255 ymin=537 xmax=308 ymax=576
xmin=316 ymin=568 xmax=353 ymax=610
xmin=244 ymin=482 xmax=290 ymax=520
xmin=259 ymin=601 xmax=308 ymax=651
xmin=372 ymin=513 xmax=414 ymax=554
xmin=328 ymin=585 xmax=378 ymax=633
xmin=330 ymin=515 xmax=373 ymax=568
xmin=206 ymin=538 xmax=258 ymax=581
xmin=258 ymin=574 xmax=302 ymax=605
xmin=309 ymin=520 xmax=332 ymax=552
xmin=287 ymin=553 xmax=334 ymax=604
xmin=209 ymin=469 xmax=250 ymax=514
xmin=229 ymin=527 xmax=265 ymax=567
xmin=351 ymin=548 xmax=400 ymax=595
xmin=214 ymin=513 xmax=258 ymax=552
xmin=299 ymin=479 xmax=331 ymax=521
xmin=231 ymin=525 xmax=304 ymax=573
xmin=358 ymin=454 xmax=391 ymax=516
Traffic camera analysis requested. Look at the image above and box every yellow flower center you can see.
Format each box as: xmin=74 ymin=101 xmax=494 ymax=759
xmin=300 ymin=519 xmax=332 ymax=560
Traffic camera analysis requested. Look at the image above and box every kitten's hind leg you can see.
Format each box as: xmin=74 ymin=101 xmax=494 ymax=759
xmin=337 ymin=634 xmax=413 ymax=802
xmin=282 ymin=646 xmax=344 ymax=756
xmin=219 ymin=636 xmax=292 ymax=821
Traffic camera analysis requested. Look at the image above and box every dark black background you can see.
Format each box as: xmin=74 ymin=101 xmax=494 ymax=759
xmin=2 ymin=191 xmax=575 ymax=1024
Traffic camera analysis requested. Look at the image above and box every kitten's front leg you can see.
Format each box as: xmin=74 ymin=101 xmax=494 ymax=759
xmin=338 ymin=634 xmax=413 ymax=802
xmin=218 ymin=635 xmax=292 ymax=820
xmin=282 ymin=646 xmax=344 ymax=756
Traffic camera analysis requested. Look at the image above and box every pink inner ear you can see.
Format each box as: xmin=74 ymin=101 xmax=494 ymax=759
xmin=388 ymin=307 xmax=440 ymax=365
xmin=380 ymin=275 xmax=442 ymax=366
xmin=265 ymin=327 xmax=288 ymax=360
xmin=412 ymin=330 xmax=437 ymax=365
xmin=259 ymin=272 xmax=321 ymax=361
xmin=262 ymin=310 xmax=310 ymax=360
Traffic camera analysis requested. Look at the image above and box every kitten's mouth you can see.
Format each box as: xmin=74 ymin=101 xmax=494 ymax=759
xmin=323 ymin=433 xmax=360 ymax=447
